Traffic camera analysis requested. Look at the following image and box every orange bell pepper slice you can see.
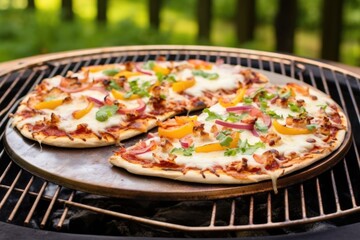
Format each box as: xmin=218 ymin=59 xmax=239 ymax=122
xmin=111 ymin=89 xmax=140 ymax=100
xmin=153 ymin=64 xmax=170 ymax=75
xmin=195 ymin=132 xmax=240 ymax=153
xmin=286 ymin=83 xmax=309 ymax=96
xmin=172 ymin=79 xmax=196 ymax=93
xmin=188 ymin=59 xmax=213 ymax=70
xmin=34 ymin=99 xmax=64 ymax=110
xmin=273 ymin=120 xmax=314 ymax=135
xmin=158 ymin=116 xmax=197 ymax=139
xmin=72 ymin=101 xmax=94 ymax=119
xmin=158 ymin=121 xmax=195 ymax=139
xmin=219 ymin=87 xmax=246 ymax=107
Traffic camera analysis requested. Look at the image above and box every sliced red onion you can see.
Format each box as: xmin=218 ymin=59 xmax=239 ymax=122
xmin=262 ymin=114 xmax=272 ymax=127
xmin=226 ymin=105 xmax=253 ymax=112
xmin=135 ymin=63 xmax=153 ymax=76
xmin=87 ymin=97 xmax=104 ymax=107
xmin=251 ymin=129 xmax=259 ymax=137
xmin=215 ymin=119 xmax=254 ymax=130
xmin=117 ymin=99 xmax=146 ymax=115
xmin=129 ymin=141 xmax=155 ymax=155
xmin=179 ymin=136 xmax=193 ymax=148
xmin=270 ymin=95 xmax=279 ymax=104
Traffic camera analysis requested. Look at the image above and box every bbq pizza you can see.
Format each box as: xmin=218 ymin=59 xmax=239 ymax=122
xmin=109 ymin=79 xmax=348 ymax=184
xmin=12 ymin=58 xmax=348 ymax=185
xmin=12 ymin=59 xmax=258 ymax=147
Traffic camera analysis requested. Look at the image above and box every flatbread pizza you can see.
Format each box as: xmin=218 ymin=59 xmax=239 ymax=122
xmin=12 ymin=59 xmax=254 ymax=147
xmin=109 ymin=80 xmax=347 ymax=185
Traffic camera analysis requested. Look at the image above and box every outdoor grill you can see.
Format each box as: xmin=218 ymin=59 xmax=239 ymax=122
xmin=0 ymin=45 xmax=359 ymax=239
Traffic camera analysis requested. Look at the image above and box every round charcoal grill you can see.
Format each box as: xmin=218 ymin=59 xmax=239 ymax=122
xmin=0 ymin=45 xmax=360 ymax=238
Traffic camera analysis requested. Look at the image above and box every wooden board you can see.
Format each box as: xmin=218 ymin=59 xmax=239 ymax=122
xmin=3 ymin=71 xmax=352 ymax=200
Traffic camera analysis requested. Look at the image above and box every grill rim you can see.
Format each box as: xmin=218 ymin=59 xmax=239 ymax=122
xmin=0 ymin=45 xmax=359 ymax=234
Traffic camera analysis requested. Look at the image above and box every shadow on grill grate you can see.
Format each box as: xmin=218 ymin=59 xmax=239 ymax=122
xmin=0 ymin=46 xmax=359 ymax=238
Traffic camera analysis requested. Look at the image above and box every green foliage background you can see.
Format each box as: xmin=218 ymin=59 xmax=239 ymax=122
xmin=0 ymin=0 xmax=359 ymax=65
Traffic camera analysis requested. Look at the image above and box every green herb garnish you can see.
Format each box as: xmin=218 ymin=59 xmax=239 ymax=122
xmin=306 ymin=124 xmax=317 ymax=131
xmin=216 ymin=130 xmax=233 ymax=147
xmin=255 ymin=120 xmax=268 ymax=133
xmin=125 ymin=79 xmax=151 ymax=98
xmin=95 ymin=105 xmax=118 ymax=122
xmin=192 ymin=70 xmax=219 ymax=80
xmin=225 ymin=112 xmax=247 ymax=123
xmin=143 ymin=61 xmax=156 ymax=70
xmin=266 ymin=110 xmax=283 ymax=119
xmin=102 ymin=69 xmax=120 ymax=76
xmin=171 ymin=146 xmax=195 ymax=156
xmin=203 ymin=108 xmax=223 ymax=121
xmin=107 ymin=80 xmax=121 ymax=90
xmin=224 ymin=139 xmax=265 ymax=156
xmin=243 ymin=97 xmax=253 ymax=105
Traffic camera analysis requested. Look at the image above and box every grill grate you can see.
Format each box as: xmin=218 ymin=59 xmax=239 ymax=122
xmin=0 ymin=46 xmax=359 ymax=235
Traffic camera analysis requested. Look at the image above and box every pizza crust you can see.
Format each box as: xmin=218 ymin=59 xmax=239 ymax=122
xmin=109 ymin=129 xmax=345 ymax=185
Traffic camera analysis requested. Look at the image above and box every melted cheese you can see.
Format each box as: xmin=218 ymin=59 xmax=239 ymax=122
xmin=183 ymin=66 xmax=244 ymax=96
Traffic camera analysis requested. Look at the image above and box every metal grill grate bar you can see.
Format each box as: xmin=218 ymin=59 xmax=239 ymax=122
xmin=24 ymin=181 xmax=48 ymax=225
xmin=0 ymin=169 xmax=22 ymax=209
xmin=40 ymin=186 xmax=61 ymax=228
xmin=7 ymin=176 xmax=34 ymax=222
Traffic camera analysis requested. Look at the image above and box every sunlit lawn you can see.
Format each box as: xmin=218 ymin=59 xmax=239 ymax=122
xmin=0 ymin=0 xmax=358 ymax=66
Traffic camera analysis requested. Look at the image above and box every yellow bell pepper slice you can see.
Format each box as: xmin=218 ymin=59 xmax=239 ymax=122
xmin=114 ymin=71 xmax=142 ymax=79
xmin=153 ymin=64 xmax=170 ymax=75
xmin=34 ymin=99 xmax=63 ymax=110
xmin=172 ymin=79 xmax=196 ymax=93
xmin=219 ymin=87 xmax=246 ymax=107
xmin=158 ymin=121 xmax=195 ymax=139
xmin=174 ymin=116 xmax=198 ymax=124
xmin=273 ymin=120 xmax=314 ymax=135
xmin=111 ymin=89 xmax=140 ymax=100
xmin=195 ymin=132 xmax=240 ymax=153
xmin=72 ymin=101 xmax=94 ymax=119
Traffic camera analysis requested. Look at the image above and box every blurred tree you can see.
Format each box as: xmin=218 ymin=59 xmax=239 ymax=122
xmin=197 ymin=0 xmax=212 ymax=42
xmin=27 ymin=0 xmax=35 ymax=9
xmin=97 ymin=0 xmax=108 ymax=23
xmin=321 ymin=0 xmax=344 ymax=61
xmin=149 ymin=0 xmax=162 ymax=30
xmin=275 ymin=0 xmax=298 ymax=53
xmin=236 ymin=0 xmax=256 ymax=43
xmin=61 ymin=0 xmax=74 ymax=21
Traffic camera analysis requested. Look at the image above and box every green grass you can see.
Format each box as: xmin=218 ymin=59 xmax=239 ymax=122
xmin=0 ymin=0 xmax=358 ymax=66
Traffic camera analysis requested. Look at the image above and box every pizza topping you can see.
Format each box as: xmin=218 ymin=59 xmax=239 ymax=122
xmin=192 ymin=69 xmax=219 ymax=80
xmin=72 ymin=101 xmax=94 ymax=119
xmin=111 ymin=88 xmax=140 ymax=100
xmin=128 ymin=140 xmax=157 ymax=155
xmin=117 ymin=99 xmax=147 ymax=115
xmin=34 ymin=99 xmax=64 ymax=110
xmin=172 ymin=78 xmax=196 ymax=93
xmin=273 ymin=119 xmax=314 ymax=135
xmin=219 ymin=87 xmax=246 ymax=107
xmin=96 ymin=105 xmax=118 ymax=122
xmin=171 ymin=146 xmax=195 ymax=156
xmin=102 ymin=68 xmax=121 ymax=77
xmin=158 ymin=117 xmax=195 ymax=139
xmin=215 ymin=119 xmax=254 ymax=130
